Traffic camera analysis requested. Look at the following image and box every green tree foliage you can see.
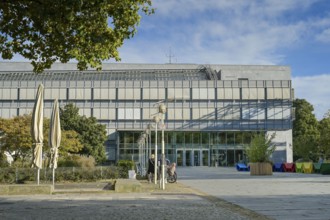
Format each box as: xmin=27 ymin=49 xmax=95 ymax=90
xmin=0 ymin=114 xmax=83 ymax=167
xmin=246 ymin=132 xmax=276 ymax=163
xmin=319 ymin=112 xmax=330 ymax=160
xmin=293 ymin=99 xmax=320 ymax=161
xmin=60 ymin=130 xmax=83 ymax=155
xmin=60 ymin=103 xmax=107 ymax=163
xmin=0 ymin=0 xmax=154 ymax=72
xmin=0 ymin=115 xmax=33 ymax=164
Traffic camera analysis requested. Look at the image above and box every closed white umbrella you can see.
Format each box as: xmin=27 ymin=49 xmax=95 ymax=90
xmin=49 ymin=99 xmax=61 ymax=186
xmin=31 ymin=84 xmax=44 ymax=185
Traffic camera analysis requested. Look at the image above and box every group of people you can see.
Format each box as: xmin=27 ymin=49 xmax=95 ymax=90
xmin=147 ymin=154 xmax=176 ymax=183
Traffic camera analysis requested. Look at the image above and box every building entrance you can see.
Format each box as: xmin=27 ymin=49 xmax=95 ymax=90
xmin=176 ymin=149 xmax=209 ymax=166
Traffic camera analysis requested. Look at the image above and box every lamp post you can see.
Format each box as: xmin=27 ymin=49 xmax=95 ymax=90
xmin=159 ymin=103 xmax=167 ymax=190
xmin=146 ymin=123 xmax=152 ymax=158
xmin=153 ymin=115 xmax=161 ymax=184
xmin=145 ymin=129 xmax=149 ymax=160
xmin=142 ymin=133 xmax=147 ymax=175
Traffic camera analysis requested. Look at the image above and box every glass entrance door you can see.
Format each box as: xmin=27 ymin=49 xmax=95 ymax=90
xmin=202 ymin=150 xmax=209 ymax=166
xmin=176 ymin=150 xmax=183 ymax=166
xmin=193 ymin=150 xmax=200 ymax=166
xmin=176 ymin=149 xmax=208 ymax=166
xmin=185 ymin=150 xmax=192 ymax=166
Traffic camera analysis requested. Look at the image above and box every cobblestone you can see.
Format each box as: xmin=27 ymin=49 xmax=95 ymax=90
xmin=0 ymin=179 xmax=268 ymax=220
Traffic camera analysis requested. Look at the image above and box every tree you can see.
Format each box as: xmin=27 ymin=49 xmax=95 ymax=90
xmin=0 ymin=114 xmax=83 ymax=167
xmin=292 ymin=99 xmax=320 ymax=161
xmin=0 ymin=0 xmax=154 ymax=72
xmin=60 ymin=130 xmax=83 ymax=156
xmin=319 ymin=113 xmax=330 ymax=160
xmin=60 ymin=103 xmax=107 ymax=163
xmin=0 ymin=115 xmax=33 ymax=165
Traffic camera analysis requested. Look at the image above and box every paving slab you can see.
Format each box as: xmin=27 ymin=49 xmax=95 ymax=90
xmin=178 ymin=166 xmax=330 ymax=220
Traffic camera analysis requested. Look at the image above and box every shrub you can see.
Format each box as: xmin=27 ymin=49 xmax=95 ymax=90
xmin=0 ymin=166 xmax=125 ymax=184
xmin=58 ymin=155 xmax=95 ymax=168
xmin=246 ymin=132 xmax=276 ymax=163
xmin=117 ymin=160 xmax=134 ymax=178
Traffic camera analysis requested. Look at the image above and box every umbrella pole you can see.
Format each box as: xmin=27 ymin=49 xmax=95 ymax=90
xmin=37 ymin=168 xmax=40 ymax=185
xmin=52 ymin=168 xmax=55 ymax=187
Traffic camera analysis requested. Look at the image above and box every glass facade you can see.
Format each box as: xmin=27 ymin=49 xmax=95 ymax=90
xmin=0 ymin=63 xmax=294 ymax=165
xmin=118 ymin=131 xmax=262 ymax=167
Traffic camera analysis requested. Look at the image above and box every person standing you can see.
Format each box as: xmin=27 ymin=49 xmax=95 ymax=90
xmin=147 ymin=154 xmax=155 ymax=183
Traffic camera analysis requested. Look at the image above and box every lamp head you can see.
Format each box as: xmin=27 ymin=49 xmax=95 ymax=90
xmin=159 ymin=103 xmax=166 ymax=113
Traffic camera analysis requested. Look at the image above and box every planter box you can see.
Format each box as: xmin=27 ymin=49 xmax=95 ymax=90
xmin=250 ymin=163 xmax=273 ymax=175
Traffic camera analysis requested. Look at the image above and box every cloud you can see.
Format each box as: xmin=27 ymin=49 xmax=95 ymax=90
xmin=152 ymin=0 xmax=319 ymax=18
xmin=121 ymin=0 xmax=317 ymax=65
xmin=315 ymin=28 xmax=330 ymax=43
xmin=292 ymin=74 xmax=330 ymax=119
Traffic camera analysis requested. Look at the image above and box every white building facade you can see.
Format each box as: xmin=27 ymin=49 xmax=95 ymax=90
xmin=0 ymin=62 xmax=293 ymax=166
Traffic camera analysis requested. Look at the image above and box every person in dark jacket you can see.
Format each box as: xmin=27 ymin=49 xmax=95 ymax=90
xmin=148 ymin=154 xmax=155 ymax=183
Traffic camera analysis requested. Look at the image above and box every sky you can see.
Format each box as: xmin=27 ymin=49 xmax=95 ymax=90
xmin=3 ymin=0 xmax=330 ymax=119
xmin=115 ymin=0 xmax=330 ymax=120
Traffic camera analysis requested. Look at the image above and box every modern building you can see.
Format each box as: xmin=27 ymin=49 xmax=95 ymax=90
xmin=0 ymin=62 xmax=293 ymax=166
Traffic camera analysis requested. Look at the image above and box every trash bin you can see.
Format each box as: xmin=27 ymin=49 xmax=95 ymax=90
xmin=128 ymin=170 xmax=136 ymax=179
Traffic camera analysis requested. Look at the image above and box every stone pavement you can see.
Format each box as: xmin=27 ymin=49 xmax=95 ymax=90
xmin=2 ymin=167 xmax=329 ymax=220
xmin=0 ymin=179 xmax=268 ymax=220
xmin=178 ymin=166 xmax=330 ymax=220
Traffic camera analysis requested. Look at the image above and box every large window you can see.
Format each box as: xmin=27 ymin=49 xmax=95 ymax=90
xmin=242 ymin=107 xmax=265 ymax=120
xmin=93 ymin=108 xmax=115 ymax=119
xmin=93 ymin=88 xmax=116 ymax=100
xmin=267 ymin=107 xmax=291 ymax=119
xmin=176 ymin=132 xmax=184 ymax=144
xmin=192 ymin=88 xmax=214 ymax=100
xmin=0 ymin=88 xmax=17 ymax=100
xmin=192 ymin=106 xmax=215 ymax=120
xmin=218 ymin=106 xmax=240 ymax=120
xmin=267 ymin=88 xmax=291 ymax=100
xmin=193 ymin=132 xmax=200 ymax=145
xmin=167 ymin=88 xmax=190 ymax=100
xmin=19 ymin=88 xmax=35 ymax=100
xmin=118 ymin=108 xmax=140 ymax=120
xmin=168 ymin=108 xmax=190 ymax=120
xmin=143 ymin=88 xmax=165 ymax=100
xmin=217 ymin=88 xmax=240 ymax=100
xmin=69 ymin=88 xmax=91 ymax=100
xmin=185 ymin=133 xmax=192 ymax=145
xmin=45 ymin=88 xmax=66 ymax=100
xmin=241 ymin=88 xmax=265 ymax=100
xmin=118 ymin=88 xmax=141 ymax=100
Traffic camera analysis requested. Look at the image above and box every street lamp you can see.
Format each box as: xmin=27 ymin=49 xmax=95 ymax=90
xmin=153 ymin=115 xmax=161 ymax=184
xmin=158 ymin=103 xmax=167 ymax=190
xmin=137 ymin=136 xmax=143 ymax=175
xmin=142 ymin=133 xmax=147 ymax=175
xmin=146 ymin=123 xmax=152 ymax=158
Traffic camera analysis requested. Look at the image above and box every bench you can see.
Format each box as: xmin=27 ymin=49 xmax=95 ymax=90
xmin=313 ymin=163 xmax=322 ymax=173
xmin=273 ymin=163 xmax=284 ymax=172
xmin=320 ymin=163 xmax=330 ymax=175
xmin=283 ymin=163 xmax=295 ymax=172
xmin=236 ymin=163 xmax=249 ymax=171
xmin=302 ymin=162 xmax=313 ymax=174
xmin=295 ymin=162 xmax=303 ymax=173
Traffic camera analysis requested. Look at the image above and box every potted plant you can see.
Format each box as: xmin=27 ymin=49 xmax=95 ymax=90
xmin=246 ymin=132 xmax=276 ymax=175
